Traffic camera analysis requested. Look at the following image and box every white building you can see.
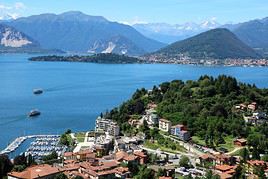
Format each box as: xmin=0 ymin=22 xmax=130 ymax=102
xmin=159 ymin=118 xmax=172 ymax=132
xmin=95 ymin=117 xmax=120 ymax=136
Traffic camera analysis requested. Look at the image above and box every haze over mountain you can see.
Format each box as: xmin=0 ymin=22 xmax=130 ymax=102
xmin=151 ymin=28 xmax=261 ymax=59
xmin=133 ymin=19 xmax=221 ymax=44
xmin=3 ymin=11 xmax=165 ymax=55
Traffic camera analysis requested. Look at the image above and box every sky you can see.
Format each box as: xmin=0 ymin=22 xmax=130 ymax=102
xmin=0 ymin=0 xmax=268 ymax=25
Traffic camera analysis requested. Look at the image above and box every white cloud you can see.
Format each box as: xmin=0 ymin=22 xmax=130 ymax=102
xmin=0 ymin=4 xmax=12 ymax=10
xmin=0 ymin=2 xmax=26 ymax=20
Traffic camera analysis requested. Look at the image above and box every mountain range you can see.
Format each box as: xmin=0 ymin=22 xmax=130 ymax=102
xmin=2 ymin=11 xmax=165 ymax=55
xmin=0 ymin=11 xmax=267 ymax=58
xmin=151 ymin=28 xmax=261 ymax=60
xmin=134 ymin=17 xmax=268 ymax=56
xmin=133 ymin=20 xmax=220 ymax=44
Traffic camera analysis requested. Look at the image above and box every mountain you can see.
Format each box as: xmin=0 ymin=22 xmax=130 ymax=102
xmin=0 ymin=24 xmax=63 ymax=53
xmin=0 ymin=24 xmax=40 ymax=53
xmin=151 ymin=28 xmax=261 ymax=59
xmin=87 ymin=35 xmax=145 ymax=55
xmin=4 ymin=11 xmax=165 ymax=55
xmin=133 ymin=20 xmax=221 ymax=44
xmin=224 ymin=17 xmax=268 ymax=51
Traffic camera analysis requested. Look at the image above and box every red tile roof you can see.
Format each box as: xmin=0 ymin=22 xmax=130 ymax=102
xmin=215 ymin=165 xmax=235 ymax=172
xmin=8 ymin=164 xmax=62 ymax=179
xmin=247 ymin=160 xmax=266 ymax=166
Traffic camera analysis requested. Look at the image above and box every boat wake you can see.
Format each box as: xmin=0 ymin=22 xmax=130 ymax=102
xmin=45 ymin=84 xmax=86 ymax=92
xmin=0 ymin=115 xmax=27 ymax=126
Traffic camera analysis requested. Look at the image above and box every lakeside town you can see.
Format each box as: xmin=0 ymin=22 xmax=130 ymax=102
xmin=141 ymin=54 xmax=268 ymax=67
xmin=3 ymin=76 xmax=268 ymax=179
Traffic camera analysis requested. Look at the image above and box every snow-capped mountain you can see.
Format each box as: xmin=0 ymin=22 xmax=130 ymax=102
xmin=133 ymin=20 xmax=221 ymax=44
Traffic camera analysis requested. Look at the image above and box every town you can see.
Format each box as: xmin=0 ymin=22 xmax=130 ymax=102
xmin=3 ymin=101 xmax=268 ymax=179
xmin=2 ymin=75 xmax=268 ymax=179
xmin=141 ymin=54 xmax=268 ymax=67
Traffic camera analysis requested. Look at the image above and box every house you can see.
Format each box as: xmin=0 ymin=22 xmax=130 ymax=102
xmin=233 ymin=138 xmax=247 ymax=146
xmin=8 ymin=164 xmax=62 ymax=179
xmin=218 ymin=172 xmax=233 ymax=179
xmin=215 ymin=164 xmax=236 ymax=173
xmin=170 ymin=124 xmax=191 ymax=141
xmin=247 ymin=160 xmax=267 ymax=174
xmin=199 ymin=154 xmax=216 ymax=166
xmin=214 ymin=154 xmax=236 ymax=165
xmin=149 ymin=165 xmax=175 ymax=178
xmin=115 ymin=151 xmax=138 ymax=164
xmin=215 ymin=165 xmax=236 ymax=179
xmin=64 ymin=152 xmax=77 ymax=161
xmin=76 ymin=149 xmax=95 ymax=161
xmin=148 ymin=113 xmax=159 ymax=125
xmin=159 ymin=119 xmax=172 ymax=132
xmin=95 ymin=117 xmax=120 ymax=136
xmin=134 ymin=151 xmax=148 ymax=164
xmin=248 ymin=102 xmax=257 ymax=111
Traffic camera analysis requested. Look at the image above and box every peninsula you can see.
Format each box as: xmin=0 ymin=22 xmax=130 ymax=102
xmin=29 ymin=53 xmax=143 ymax=64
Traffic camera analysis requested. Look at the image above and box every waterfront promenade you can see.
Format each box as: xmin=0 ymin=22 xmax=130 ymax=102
xmin=0 ymin=135 xmax=60 ymax=155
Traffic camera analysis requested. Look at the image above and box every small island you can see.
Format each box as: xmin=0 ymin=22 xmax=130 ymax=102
xmin=29 ymin=53 xmax=143 ymax=64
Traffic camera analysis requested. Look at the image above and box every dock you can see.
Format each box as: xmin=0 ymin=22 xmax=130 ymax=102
xmin=0 ymin=135 xmax=60 ymax=155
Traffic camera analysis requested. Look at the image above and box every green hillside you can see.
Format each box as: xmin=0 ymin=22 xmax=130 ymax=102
xmin=153 ymin=28 xmax=261 ymax=59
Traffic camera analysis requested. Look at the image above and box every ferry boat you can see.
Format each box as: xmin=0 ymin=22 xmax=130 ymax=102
xmin=33 ymin=88 xmax=43 ymax=95
xmin=28 ymin=110 xmax=41 ymax=117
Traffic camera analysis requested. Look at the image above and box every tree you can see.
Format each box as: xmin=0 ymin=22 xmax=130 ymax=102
xmin=233 ymin=164 xmax=245 ymax=179
xmin=13 ymin=154 xmax=27 ymax=166
xmin=239 ymin=148 xmax=249 ymax=162
xmin=74 ymin=176 xmax=84 ymax=179
xmin=65 ymin=129 xmax=72 ymax=134
xmin=204 ymin=170 xmax=220 ymax=179
xmin=156 ymin=168 xmax=165 ymax=177
xmin=60 ymin=134 xmax=70 ymax=146
xmin=54 ymin=173 xmax=68 ymax=179
xmin=134 ymin=165 xmax=153 ymax=179
xmin=252 ymin=147 xmax=260 ymax=160
xmin=179 ymin=155 xmax=190 ymax=168
xmin=0 ymin=155 xmax=13 ymax=178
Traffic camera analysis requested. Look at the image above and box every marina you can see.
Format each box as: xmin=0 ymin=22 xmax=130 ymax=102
xmin=26 ymin=135 xmax=67 ymax=159
xmin=0 ymin=135 xmax=60 ymax=155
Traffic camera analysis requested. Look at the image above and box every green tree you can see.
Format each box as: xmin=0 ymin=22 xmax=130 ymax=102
xmin=0 ymin=155 xmax=13 ymax=178
xmin=179 ymin=155 xmax=190 ymax=168
xmin=54 ymin=173 xmax=68 ymax=179
xmin=239 ymin=148 xmax=249 ymax=162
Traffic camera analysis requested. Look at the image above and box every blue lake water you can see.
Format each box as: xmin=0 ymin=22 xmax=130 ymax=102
xmin=1 ymin=54 xmax=268 ymax=152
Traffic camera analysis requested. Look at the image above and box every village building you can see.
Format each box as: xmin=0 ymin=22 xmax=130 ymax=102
xmin=149 ymin=165 xmax=175 ymax=178
xmin=233 ymin=138 xmax=247 ymax=146
xmin=159 ymin=118 xmax=172 ymax=132
xmin=8 ymin=164 xmax=62 ymax=179
xmin=170 ymin=124 xmax=191 ymax=141
xmin=215 ymin=164 xmax=236 ymax=179
xmin=247 ymin=160 xmax=267 ymax=174
xmin=95 ymin=117 xmax=120 ymax=136
xmin=134 ymin=150 xmax=148 ymax=164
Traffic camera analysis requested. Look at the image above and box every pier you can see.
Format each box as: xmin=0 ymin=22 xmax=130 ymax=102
xmin=0 ymin=135 xmax=60 ymax=155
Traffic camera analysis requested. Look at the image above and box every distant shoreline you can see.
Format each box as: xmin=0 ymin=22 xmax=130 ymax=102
xmin=29 ymin=54 xmax=268 ymax=67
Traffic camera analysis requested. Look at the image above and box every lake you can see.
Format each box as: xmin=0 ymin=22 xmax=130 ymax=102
xmin=1 ymin=54 xmax=268 ymax=152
